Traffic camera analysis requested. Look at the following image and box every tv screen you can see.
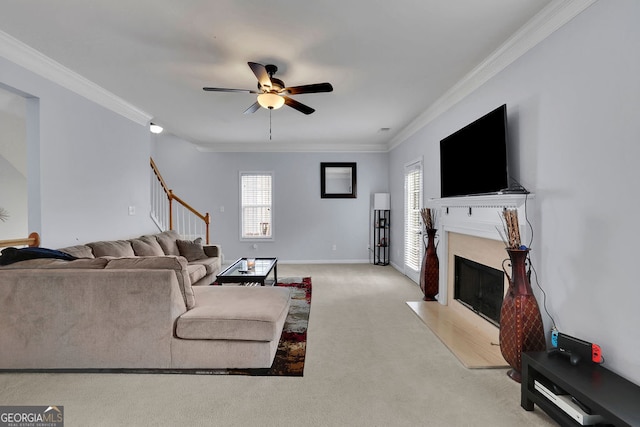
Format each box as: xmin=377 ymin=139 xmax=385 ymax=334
xmin=440 ymin=104 xmax=509 ymax=198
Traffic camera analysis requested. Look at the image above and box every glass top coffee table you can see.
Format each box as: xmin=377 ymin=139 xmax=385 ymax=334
xmin=214 ymin=257 xmax=278 ymax=286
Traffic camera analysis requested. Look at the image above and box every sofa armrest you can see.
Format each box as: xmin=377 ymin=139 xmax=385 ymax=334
xmin=203 ymin=245 xmax=221 ymax=258
xmin=105 ymin=256 xmax=195 ymax=309
xmin=0 ymin=268 xmax=186 ymax=369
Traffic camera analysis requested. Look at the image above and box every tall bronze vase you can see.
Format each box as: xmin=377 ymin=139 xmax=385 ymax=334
xmin=499 ymin=248 xmax=546 ymax=382
xmin=420 ymin=229 xmax=439 ymax=301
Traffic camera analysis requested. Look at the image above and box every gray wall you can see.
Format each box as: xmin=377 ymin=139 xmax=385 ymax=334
xmin=0 ymin=56 xmax=157 ymax=247
xmin=152 ymin=134 xmax=389 ymax=263
xmin=389 ymin=0 xmax=640 ymax=383
xmin=0 ymin=86 xmax=27 ymax=239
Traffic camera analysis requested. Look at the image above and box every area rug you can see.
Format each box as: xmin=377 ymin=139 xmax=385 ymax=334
xmin=1 ymin=277 xmax=312 ymax=377
xmin=224 ymin=276 xmax=312 ymax=376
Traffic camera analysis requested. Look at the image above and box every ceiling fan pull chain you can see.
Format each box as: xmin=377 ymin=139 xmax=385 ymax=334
xmin=269 ymin=108 xmax=272 ymax=141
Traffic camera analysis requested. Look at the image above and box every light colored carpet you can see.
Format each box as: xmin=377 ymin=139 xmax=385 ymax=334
xmin=0 ymin=264 xmax=554 ymax=426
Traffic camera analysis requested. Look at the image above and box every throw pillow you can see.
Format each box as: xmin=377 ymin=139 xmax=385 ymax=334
xmin=57 ymin=244 xmax=95 ymax=259
xmin=176 ymin=238 xmax=207 ymax=262
xmin=155 ymin=230 xmax=181 ymax=256
xmin=130 ymin=236 xmax=165 ymax=256
xmin=88 ymin=240 xmax=135 ymax=258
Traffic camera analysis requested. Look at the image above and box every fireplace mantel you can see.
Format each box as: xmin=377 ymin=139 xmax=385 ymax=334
xmin=426 ymin=193 xmax=535 ymax=305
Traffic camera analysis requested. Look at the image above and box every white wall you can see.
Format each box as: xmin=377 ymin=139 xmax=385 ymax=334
xmin=0 ymin=57 xmax=157 ymax=247
xmin=389 ymin=0 xmax=640 ymax=383
xmin=152 ymin=134 xmax=389 ymax=263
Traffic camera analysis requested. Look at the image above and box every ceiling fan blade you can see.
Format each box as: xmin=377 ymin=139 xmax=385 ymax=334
xmin=284 ymin=82 xmax=333 ymax=95
xmin=203 ymin=87 xmax=257 ymax=93
xmin=243 ymin=101 xmax=261 ymax=114
xmin=283 ymin=96 xmax=315 ymax=115
xmin=248 ymin=62 xmax=272 ymax=90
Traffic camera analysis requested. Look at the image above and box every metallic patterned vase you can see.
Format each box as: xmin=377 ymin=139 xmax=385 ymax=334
xmin=499 ymin=248 xmax=546 ymax=382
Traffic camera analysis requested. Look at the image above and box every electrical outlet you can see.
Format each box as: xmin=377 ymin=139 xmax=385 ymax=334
xmin=332 ymin=244 xmax=337 ymax=251
xmin=128 ymin=206 xmax=136 ymax=216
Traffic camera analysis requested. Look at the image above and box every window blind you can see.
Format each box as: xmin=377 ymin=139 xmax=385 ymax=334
xmin=240 ymin=172 xmax=273 ymax=239
xmin=404 ymin=162 xmax=422 ymax=271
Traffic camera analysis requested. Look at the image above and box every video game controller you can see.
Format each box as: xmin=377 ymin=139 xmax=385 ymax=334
xmin=551 ymin=330 xmax=558 ymax=347
xmin=591 ymin=343 xmax=603 ymax=364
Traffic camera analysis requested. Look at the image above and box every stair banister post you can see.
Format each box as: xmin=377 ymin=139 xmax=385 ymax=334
xmin=168 ymin=189 xmax=174 ymax=231
xmin=204 ymin=213 xmax=211 ymax=244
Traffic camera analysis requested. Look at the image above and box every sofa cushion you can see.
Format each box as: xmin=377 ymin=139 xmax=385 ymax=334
xmin=155 ymin=230 xmax=181 ymax=256
xmin=176 ymin=238 xmax=207 ymax=262
xmin=176 ymin=286 xmax=291 ymax=341
xmin=130 ymin=236 xmax=165 ymax=257
xmin=105 ymin=256 xmax=195 ymax=309
xmin=186 ymin=264 xmax=207 ymax=285
xmin=88 ymin=240 xmax=135 ymax=258
xmin=58 ymin=244 xmax=95 ymax=258
xmin=188 ymin=257 xmax=221 ymax=276
xmin=0 ymin=258 xmax=108 ymax=269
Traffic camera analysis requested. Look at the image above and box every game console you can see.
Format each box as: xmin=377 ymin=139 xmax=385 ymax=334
xmin=549 ymin=331 xmax=602 ymax=365
xmin=534 ymin=379 xmax=604 ymax=425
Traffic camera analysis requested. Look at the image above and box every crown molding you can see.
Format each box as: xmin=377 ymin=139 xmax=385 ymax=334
xmin=1 ymin=0 xmax=597 ymax=149
xmin=0 ymin=30 xmax=152 ymax=126
xmin=387 ymin=0 xmax=598 ymax=151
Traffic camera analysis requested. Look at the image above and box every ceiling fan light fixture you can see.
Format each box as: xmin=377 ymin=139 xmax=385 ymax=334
xmin=257 ymin=93 xmax=285 ymax=110
xmin=150 ymin=123 xmax=163 ymax=134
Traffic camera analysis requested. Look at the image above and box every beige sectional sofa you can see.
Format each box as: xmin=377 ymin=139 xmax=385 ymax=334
xmin=0 ymin=231 xmax=291 ymax=370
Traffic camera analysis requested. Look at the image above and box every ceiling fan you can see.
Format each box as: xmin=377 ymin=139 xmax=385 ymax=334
xmin=203 ymin=62 xmax=333 ymax=115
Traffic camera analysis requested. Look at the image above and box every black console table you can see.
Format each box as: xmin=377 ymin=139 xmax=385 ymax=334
xmin=522 ymin=351 xmax=640 ymax=426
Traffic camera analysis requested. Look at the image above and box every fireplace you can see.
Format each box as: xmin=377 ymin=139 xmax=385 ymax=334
xmin=454 ymin=256 xmax=504 ymax=327
xmin=407 ymin=193 xmax=533 ymax=368
xmin=434 ymin=195 xmax=531 ymax=339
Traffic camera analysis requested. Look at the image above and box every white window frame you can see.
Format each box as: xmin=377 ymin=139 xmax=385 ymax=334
xmin=404 ymin=158 xmax=423 ymax=283
xmin=239 ymin=171 xmax=274 ymax=241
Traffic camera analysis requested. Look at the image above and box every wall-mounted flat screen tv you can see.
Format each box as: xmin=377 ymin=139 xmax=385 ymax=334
xmin=440 ymin=104 xmax=509 ymax=198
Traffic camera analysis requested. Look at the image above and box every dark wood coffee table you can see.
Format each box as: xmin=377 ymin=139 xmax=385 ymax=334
xmin=214 ymin=257 xmax=277 ymax=286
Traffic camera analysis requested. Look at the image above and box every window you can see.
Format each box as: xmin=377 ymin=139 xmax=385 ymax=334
xmin=404 ymin=160 xmax=423 ymax=281
xmin=240 ymin=172 xmax=273 ymax=239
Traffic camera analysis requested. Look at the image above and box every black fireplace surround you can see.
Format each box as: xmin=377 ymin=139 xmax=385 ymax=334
xmin=454 ymin=255 xmax=504 ymax=326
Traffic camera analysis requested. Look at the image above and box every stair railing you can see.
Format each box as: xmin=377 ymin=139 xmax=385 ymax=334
xmin=150 ymin=158 xmax=210 ymax=244
xmin=0 ymin=232 xmax=40 ymax=249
